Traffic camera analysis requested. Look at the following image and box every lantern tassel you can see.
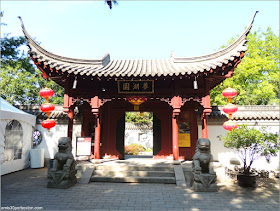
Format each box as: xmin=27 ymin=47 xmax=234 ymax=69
xmin=134 ymin=105 xmax=139 ymax=111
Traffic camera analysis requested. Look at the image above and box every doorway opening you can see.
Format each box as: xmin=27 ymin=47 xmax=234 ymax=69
xmin=124 ymin=112 xmax=153 ymax=158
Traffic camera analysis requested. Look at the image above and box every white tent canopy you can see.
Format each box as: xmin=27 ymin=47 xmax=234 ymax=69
xmin=0 ymin=97 xmax=36 ymax=175
xmin=0 ymin=98 xmax=36 ymax=126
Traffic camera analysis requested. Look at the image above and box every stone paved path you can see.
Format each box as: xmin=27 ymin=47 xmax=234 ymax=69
xmin=1 ymin=168 xmax=279 ymax=211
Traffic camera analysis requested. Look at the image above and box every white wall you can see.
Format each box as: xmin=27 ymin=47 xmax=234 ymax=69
xmin=34 ymin=124 xmax=81 ymax=159
xmin=198 ymin=120 xmax=280 ymax=171
xmin=125 ymin=129 xmax=153 ymax=150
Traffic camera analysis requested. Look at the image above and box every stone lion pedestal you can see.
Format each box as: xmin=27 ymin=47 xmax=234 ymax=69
xmin=190 ymin=138 xmax=218 ymax=192
xmin=47 ymin=137 xmax=77 ymax=189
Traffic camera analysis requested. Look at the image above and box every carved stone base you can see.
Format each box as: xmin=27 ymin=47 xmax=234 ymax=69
xmin=191 ymin=173 xmax=218 ymax=192
xmin=47 ymin=170 xmax=77 ymax=189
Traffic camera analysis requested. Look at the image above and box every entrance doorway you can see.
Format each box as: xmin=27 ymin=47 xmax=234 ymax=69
xmin=115 ymin=111 xmax=162 ymax=159
xmin=124 ymin=112 xmax=153 ymax=157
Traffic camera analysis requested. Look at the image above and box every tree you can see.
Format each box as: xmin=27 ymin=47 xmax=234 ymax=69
xmin=211 ymin=28 xmax=279 ymax=105
xmin=1 ymin=34 xmax=64 ymax=105
xmin=125 ymin=112 xmax=153 ymax=125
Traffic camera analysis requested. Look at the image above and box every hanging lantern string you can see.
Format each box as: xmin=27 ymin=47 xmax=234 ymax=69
xmin=222 ymin=87 xmax=238 ymax=131
xmin=40 ymin=86 xmax=56 ymax=131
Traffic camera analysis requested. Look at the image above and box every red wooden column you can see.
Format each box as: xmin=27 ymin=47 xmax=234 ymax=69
xmin=201 ymin=79 xmax=212 ymax=139
xmin=171 ymin=96 xmax=182 ymax=161
xmin=67 ymin=107 xmax=74 ymax=139
xmin=172 ymin=114 xmax=179 ymax=160
xmin=94 ymin=117 xmax=101 ymax=159
xmin=91 ymin=96 xmax=102 ymax=159
xmin=201 ymin=113 xmax=208 ymax=139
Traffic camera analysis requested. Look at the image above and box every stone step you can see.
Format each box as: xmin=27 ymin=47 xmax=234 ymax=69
xmin=94 ymin=165 xmax=174 ymax=172
xmin=93 ymin=169 xmax=175 ymax=177
xmin=90 ymin=175 xmax=176 ymax=184
xmin=76 ymin=163 xmax=94 ymax=179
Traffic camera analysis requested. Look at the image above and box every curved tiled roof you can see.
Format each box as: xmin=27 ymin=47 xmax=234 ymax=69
xmin=19 ymin=12 xmax=258 ymax=79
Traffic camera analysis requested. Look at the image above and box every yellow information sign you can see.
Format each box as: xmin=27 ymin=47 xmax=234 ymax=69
xmin=178 ymin=133 xmax=191 ymax=147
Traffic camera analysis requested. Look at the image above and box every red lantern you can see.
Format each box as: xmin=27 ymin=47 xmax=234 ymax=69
xmin=223 ymin=103 xmax=238 ymax=119
xmin=222 ymin=87 xmax=237 ymax=102
xmin=41 ymin=103 xmax=55 ymax=116
xmin=127 ymin=96 xmax=147 ymax=111
xmin=40 ymin=87 xmax=54 ymax=102
xmin=42 ymin=119 xmax=56 ymax=131
xmin=223 ymin=120 xmax=238 ymax=131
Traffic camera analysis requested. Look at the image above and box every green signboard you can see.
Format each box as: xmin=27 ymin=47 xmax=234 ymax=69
xmin=118 ymin=80 xmax=154 ymax=94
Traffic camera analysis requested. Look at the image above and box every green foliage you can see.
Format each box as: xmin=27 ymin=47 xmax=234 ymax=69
xmin=218 ymin=125 xmax=279 ymax=175
xmin=144 ymin=148 xmax=153 ymax=153
xmin=1 ymin=34 xmax=64 ymax=105
xmin=125 ymin=144 xmax=145 ymax=155
xmin=211 ymin=28 xmax=280 ymax=105
xmin=125 ymin=112 xmax=153 ymax=125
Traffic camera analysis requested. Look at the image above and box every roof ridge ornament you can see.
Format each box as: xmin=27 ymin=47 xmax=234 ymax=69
xmin=245 ymin=11 xmax=259 ymax=36
xmin=18 ymin=16 xmax=31 ymax=40
xmin=18 ymin=16 xmax=24 ymax=28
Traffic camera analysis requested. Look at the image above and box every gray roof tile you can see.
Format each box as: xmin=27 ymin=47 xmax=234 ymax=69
xmin=210 ymin=105 xmax=280 ymax=120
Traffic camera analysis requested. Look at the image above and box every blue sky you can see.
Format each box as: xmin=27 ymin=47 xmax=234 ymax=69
xmin=1 ymin=1 xmax=279 ymax=60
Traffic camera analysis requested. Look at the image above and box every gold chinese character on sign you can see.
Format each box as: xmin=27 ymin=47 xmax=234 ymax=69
xmin=123 ymin=83 xmax=130 ymax=91
xmin=133 ymin=83 xmax=140 ymax=90
xmin=142 ymin=82 xmax=149 ymax=90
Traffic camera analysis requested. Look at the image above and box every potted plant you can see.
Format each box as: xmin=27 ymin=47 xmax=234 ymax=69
xmin=219 ymin=124 xmax=279 ymax=187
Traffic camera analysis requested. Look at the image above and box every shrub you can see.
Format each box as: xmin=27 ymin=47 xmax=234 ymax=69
xmin=218 ymin=125 xmax=279 ymax=175
xmin=125 ymin=144 xmax=145 ymax=155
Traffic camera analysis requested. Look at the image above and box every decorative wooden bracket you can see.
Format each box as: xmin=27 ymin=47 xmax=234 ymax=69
xmin=91 ymin=96 xmax=102 ymax=116
xmin=171 ymin=96 xmax=183 ymax=117
xmin=159 ymin=97 xmax=201 ymax=113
